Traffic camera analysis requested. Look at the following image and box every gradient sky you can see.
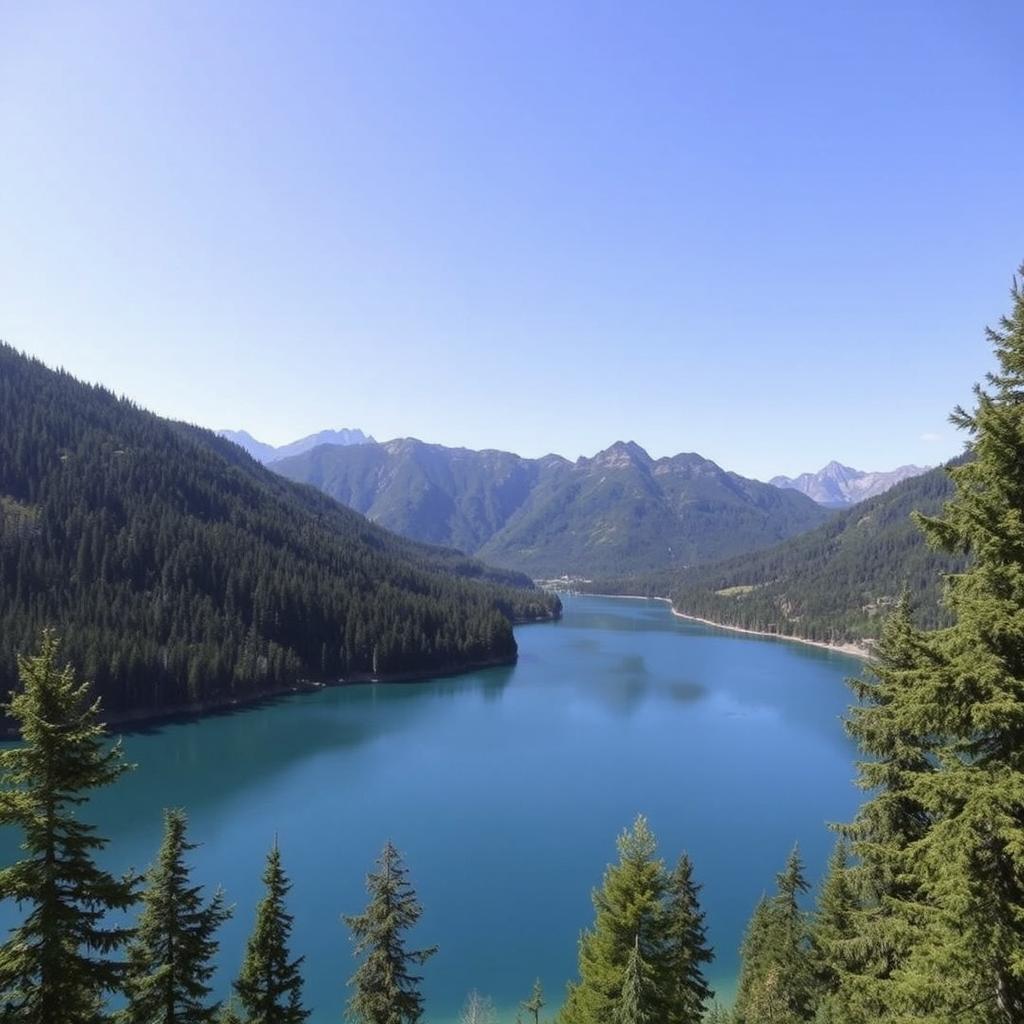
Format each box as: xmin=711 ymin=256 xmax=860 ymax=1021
xmin=2 ymin=1 xmax=1022 ymax=479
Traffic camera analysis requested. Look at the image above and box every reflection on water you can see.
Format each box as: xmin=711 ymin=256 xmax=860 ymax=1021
xmin=0 ymin=596 xmax=863 ymax=1023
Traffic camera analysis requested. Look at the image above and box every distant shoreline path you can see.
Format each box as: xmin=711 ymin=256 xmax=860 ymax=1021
xmin=581 ymin=592 xmax=872 ymax=661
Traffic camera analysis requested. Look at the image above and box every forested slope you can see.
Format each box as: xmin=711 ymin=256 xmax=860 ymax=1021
xmin=583 ymin=460 xmax=965 ymax=643
xmin=272 ymin=438 xmax=829 ymax=577
xmin=0 ymin=345 xmax=559 ymax=717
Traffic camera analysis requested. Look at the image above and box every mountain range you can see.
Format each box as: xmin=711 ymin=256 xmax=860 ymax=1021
xmin=584 ymin=459 xmax=964 ymax=644
xmin=0 ymin=346 xmax=558 ymax=720
xmin=266 ymin=437 xmax=830 ymax=578
xmin=218 ymin=428 xmax=374 ymax=464
xmin=769 ymin=461 xmax=929 ymax=507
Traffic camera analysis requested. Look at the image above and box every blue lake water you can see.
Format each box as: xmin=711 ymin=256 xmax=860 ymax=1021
xmin=0 ymin=595 xmax=865 ymax=1021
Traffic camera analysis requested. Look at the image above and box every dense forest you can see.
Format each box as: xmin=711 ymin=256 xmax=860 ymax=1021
xmin=270 ymin=438 xmax=830 ymax=578
xmin=0 ymin=344 xmax=559 ymax=717
xmin=582 ymin=459 xmax=965 ymax=644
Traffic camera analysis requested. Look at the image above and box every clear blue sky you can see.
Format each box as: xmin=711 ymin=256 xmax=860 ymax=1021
xmin=2 ymin=1 xmax=1022 ymax=479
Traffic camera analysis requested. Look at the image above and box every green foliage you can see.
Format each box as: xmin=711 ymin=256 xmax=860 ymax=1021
xmin=560 ymin=817 xmax=714 ymax=1024
xmin=121 ymin=808 xmax=232 ymax=1024
xmin=818 ymin=264 xmax=1024 ymax=1023
xmin=0 ymin=630 xmax=138 ymax=1023
xmin=0 ymin=344 xmax=559 ymax=718
xmin=664 ymin=855 xmax=714 ymax=1024
xmin=586 ymin=462 xmax=965 ymax=643
xmin=808 ymin=841 xmax=858 ymax=1022
xmin=274 ymin=439 xmax=829 ymax=578
xmin=344 ymin=841 xmax=436 ymax=1024
xmin=614 ymin=939 xmax=657 ymax=1024
xmin=734 ymin=846 xmax=815 ymax=1024
xmin=233 ymin=845 xmax=308 ymax=1024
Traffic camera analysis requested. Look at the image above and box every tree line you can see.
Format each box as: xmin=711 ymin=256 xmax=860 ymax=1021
xmin=0 ymin=343 xmax=559 ymax=720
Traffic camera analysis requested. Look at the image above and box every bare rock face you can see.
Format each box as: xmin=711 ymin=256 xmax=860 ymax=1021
xmin=770 ymin=461 xmax=929 ymax=508
xmin=218 ymin=427 xmax=375 ymax=464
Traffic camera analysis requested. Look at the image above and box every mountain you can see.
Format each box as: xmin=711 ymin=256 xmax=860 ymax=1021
xmin=0 ymin=345 xmax=559 ymax=720
xmin=770 ymin=461 xmax=929 ymax=507
xmin=270 ymin=438 xmax=831 ymax=578
xmin=219 ymin=428 xmax=375 ymax=464
xmin=585 ymin=460 xmax=964 ymax=644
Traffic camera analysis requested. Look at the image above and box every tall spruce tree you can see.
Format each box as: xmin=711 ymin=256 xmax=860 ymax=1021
xmin=0 ymin=630 xmax=138 ymax=1024
xmin=121 ymin=808 xmax=232 ymax=1024
xmin=834 ymin=266 xmax=1024 ymax=1023
xmin=663 ymin=854 xmax=714 ymax=1024
xmin=614 ymin=939 xmax=656 ymax=1024
xmin=233 ymin=844 xmax=308 ymax=1024
xmin=809 ymin=840 xmax=859 ymax=1022
xmin=343 ymin=841 xmax=436 ymax=1024
xmin=559 ymin=816 xmax=670 ymax=1024
xmin=733 ymin=846 xmax=814 ymax=1024
xmin=836 ymin=595 xmax=937 ymax=1022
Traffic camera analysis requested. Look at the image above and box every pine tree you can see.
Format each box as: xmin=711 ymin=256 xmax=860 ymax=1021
xmin=233 ymin=843 xmax=308 ymax=1024
xmin=835 ymin=595 xmax=936 ymax=1022
xmin=904 ymin=265 xmax=1024 ymax=1021
xmin=344 ymin=841 xmax=436 ymax=1024
xmin=614 ymin=939 xmax=656 ymax=1024
xmin=121 ymin=808 xmax=232 ymax=1024
xmin=808 ymin=840 xmax=859 ymax=1022
xmin=833 ymin=266 xmax=1024 ymax=1023
xmin=663 ymin=854 xmax=714 ymax=1024
xmin=521 ymin=979 xmax=545 ymax=1024
xmin=559 ymin=816 xmax=670 ymax=1024
xmin=0 ymin=630 xmax=138 ymax=1023
xmin=733 ymin=846 xmax=814 ymax=1024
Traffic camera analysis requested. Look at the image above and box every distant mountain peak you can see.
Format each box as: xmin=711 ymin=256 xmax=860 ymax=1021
xmin=771 ymin=462 xmax=930 ymax=507
xmin=219 ymin=427 xmax=375 ymax=464
xmin=591 ymin=440 xmax=652 ymax=467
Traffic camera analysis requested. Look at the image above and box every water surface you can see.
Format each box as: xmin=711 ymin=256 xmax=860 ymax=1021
xmin=0 ymin=596 xmax=864 ymax=1021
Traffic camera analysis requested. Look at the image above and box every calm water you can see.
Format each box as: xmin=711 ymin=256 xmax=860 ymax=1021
xmin=0 ymin=596 xmax=865 ymax=1021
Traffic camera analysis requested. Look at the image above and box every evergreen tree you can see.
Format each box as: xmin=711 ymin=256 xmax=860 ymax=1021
xmin=614 ymin=939 xmax=656 ymax=1024
xmin=835 ymin=595 xmax=936 ymax=1023
xmin=808 ymin=841 xmax=858 ymax=1022
xmin=559 ymin=816 xmax=670 ymax=1024
xmin=233 ymin=844 xmax=308 ymax=1024
xmin=663 ymin=854 xmax=714 ymax=1024
xmin=520 ymin=979 xmax=545 ymax=1024
xmin=733 ymin=847 xmax=814 ymax=1024
xmin=0 ymin=630 xmax=138 ymax=1024
xmin=121 ymin=808 xmax=232 ymax=1024
xmin=905 ymin=266 xmax=1024 ymax=1021
xmin=833 ymin=266 xmax=1024 ymax=1022
xmin=344 ymin=841 xmax=436 ymax=1024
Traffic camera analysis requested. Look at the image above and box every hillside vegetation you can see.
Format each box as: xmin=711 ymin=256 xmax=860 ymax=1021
xmin=0 ymin=345 xmax=559 ymax=718
xmin=271 ymin=438 xmax=829 ymax=577
xmin=583 ymin=460 xmax=965 ymax=643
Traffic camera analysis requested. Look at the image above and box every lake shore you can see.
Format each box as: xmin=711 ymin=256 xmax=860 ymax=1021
xmin=583 ymin=592 xmax=873 ymax=660
xmin=86 ymin=652 xmax=522 ymax=736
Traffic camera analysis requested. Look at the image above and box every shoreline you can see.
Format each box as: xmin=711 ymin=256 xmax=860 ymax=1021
xmin=89 ymin=653 xmax=520 ymax=736
xmin=581 ymin=592 xmax=872 ymax=660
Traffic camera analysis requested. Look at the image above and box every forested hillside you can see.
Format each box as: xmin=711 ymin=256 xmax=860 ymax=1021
xmin=270 ymin=438 xmax=829 ymax=577
xmin=583 ymin=460 xmax=964 ymax=643
xmin=0 ymin=345 xmax=559 ymax=718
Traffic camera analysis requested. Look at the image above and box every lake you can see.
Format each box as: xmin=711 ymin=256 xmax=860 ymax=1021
xmin=0 ymin=595 xmax=865 ymax=1021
